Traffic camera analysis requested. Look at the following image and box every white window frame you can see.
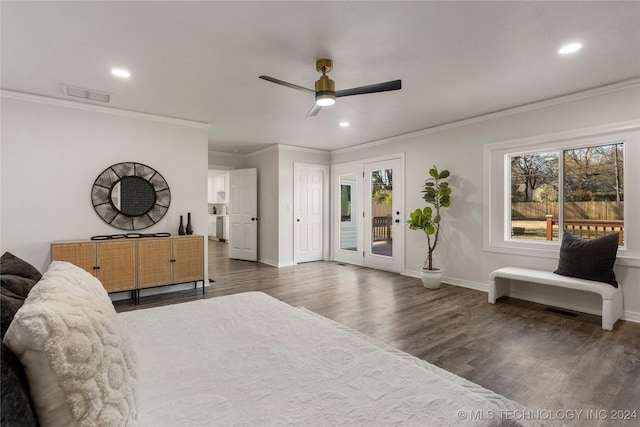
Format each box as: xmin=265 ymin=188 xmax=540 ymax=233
xmin=483 ymin=120 xmax=640 ymax=267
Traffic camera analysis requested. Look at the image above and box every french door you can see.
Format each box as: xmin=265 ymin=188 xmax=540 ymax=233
xmin=334 ymin=164 xmax=363 ymax=266
xmin=333 ymin=156 xmax=404 ymax=272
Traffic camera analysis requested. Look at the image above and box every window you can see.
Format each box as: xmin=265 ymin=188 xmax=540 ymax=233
xmin=509 ymin=143 xmax=624 ymax=244
xmin=484 ymin=122 xmax=639 ymax=262
xmin=340 ymin=182 xmax=353 ymax=223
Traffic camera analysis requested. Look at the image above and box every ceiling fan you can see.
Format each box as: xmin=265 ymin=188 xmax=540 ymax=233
xmin=259 ymin=59 xmax=401 ymax=117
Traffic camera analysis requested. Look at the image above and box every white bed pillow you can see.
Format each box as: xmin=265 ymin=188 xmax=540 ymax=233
xmin=4 ymin=261 xmax=137 ymax=427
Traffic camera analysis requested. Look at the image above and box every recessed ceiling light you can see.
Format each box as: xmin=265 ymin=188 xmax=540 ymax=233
xmin=558 ymin=43 xmax=582 ymax=55
xmin=111 ymin=68 xmax=131 ymax=78
xmin=339 ymin=121 xmax=350 ymax=127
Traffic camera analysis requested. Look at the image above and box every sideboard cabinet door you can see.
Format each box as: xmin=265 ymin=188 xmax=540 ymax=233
xmin=96 ymin=241 xmax=136 ymax=292
xmin=51 ymin=240 xmax=136 ymax=292
xmin=137 ymin=239 xmax=173 ymax=289
xmin=50 ymin=242 xmax=95 ymax=275
xmin=174 ymin=236 xmax=204 ymax=283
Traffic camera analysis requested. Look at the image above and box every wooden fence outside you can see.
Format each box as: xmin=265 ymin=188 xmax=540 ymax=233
xmin=512 ymin=201 xmax=623 ymax=220
xmin=372 ymin=203 xmax=392 ymax=217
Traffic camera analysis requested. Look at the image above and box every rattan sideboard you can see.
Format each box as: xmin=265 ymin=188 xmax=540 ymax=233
xmin=51 ymin=235 xmax=204 ymax=303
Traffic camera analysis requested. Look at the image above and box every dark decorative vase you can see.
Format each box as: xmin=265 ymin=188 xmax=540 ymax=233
xmin=178 ymin=215 xmax=185 ymax=235
xmin=186 ymin=212 xmax=193 ymax=235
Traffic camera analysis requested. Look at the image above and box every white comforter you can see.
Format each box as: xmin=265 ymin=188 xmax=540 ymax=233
xmin=119 ymin=292 xmax=554 ymax=427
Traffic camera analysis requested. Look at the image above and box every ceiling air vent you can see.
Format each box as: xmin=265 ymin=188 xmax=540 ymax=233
xmin=62 ymin=84 xmax=112 ymax=104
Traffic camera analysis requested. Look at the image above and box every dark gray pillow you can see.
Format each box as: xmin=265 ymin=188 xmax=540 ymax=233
xmin=554 ymin=232 xmax=619 ymax=287
xmin=1 ymin=287 xmax=28 ymax=339
xmin=0 ymin=253 xmax=41 ymax=426
xmin=1 ymin=253 xmax=41 ymax=339
xmin=1 ymin=275 xmax=38 ymax=300
xmin=1 ymin=252 xmax=42 ymax=283
xmin=1 ymin=342 xmax=40 ymax=427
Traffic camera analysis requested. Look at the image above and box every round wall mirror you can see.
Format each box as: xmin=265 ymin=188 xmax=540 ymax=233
xmin=92 ymin=162 xmax=170 ymax=230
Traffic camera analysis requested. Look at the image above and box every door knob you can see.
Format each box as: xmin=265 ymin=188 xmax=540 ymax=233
xmin=251 ymin=217 xmax=257 ymax=221
xmin=297 ymin=219 xmax=300 ymax=222
xmin=395 ymin=219 xmax=400 ymax=223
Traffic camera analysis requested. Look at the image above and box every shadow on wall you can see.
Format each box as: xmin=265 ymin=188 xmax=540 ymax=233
xmin=443 ymin=175 xmax=482 ymax=277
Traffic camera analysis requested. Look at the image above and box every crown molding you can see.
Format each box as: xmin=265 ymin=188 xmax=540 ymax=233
xmin=245 ymin=143 xmax=331 ymax=157
xmin=245 ymin=144 xmax=279 ymax=157
xmin=276 ymin=143 xmax=330 ymax=155
xmin=1 ymin=89 xmax=210 ymax=130
xmin=331 ymin=78 xmax=640 ymax=155
xmin=207 ymin=150 xmax=246 ymax=159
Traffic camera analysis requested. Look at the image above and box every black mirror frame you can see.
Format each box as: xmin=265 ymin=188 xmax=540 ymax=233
xmin=91 ymin=162 xmax=171 ymax=231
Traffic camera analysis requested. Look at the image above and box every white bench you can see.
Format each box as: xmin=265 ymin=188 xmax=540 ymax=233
xmin=489 ymin=267 xmax=623 ymax=331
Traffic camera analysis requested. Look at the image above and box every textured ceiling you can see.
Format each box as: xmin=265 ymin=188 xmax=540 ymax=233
xmin=2 ymin=1 xmax=639 ymax=154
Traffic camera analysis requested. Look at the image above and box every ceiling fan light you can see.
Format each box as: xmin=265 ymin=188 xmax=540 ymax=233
xmin=316 ymin=91 xmax=336 ymax=106
xmin=315 ymin=74 xmax=336 ymax=106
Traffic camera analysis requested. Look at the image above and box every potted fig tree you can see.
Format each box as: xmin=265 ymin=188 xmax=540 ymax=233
xmin=407 ymin=165 xmax=451 ymax=289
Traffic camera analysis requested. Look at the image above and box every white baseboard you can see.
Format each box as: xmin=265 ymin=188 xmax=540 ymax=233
xmin=258 ymin=258 xmax=279 ymax=267
xmin=257 ymin=258 xmax=294 ymax=268
xmin=402 ymin=270 xmax=488 ymax=292
xmin=623 ymin=310 xmax=640 ymax=323
xmin=444 ymin=276 xmax=488 ymax=292
xmin=278 ymin=261 xmax=295 ymax=267
xmin=402 ymin=269 xmax=421 ymax=279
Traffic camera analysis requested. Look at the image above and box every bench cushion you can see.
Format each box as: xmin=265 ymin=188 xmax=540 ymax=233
xmin=554 ymin=232 xmax=619 ymax=287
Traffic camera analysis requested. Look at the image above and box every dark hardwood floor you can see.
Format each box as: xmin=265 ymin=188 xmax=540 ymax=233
xmin=116 ymin=240 xmax=640 ymax=426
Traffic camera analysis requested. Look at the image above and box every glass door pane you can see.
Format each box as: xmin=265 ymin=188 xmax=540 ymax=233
xmin=364 ymin=158 xmax=403 ymax=272
xmin=370 ymin=168 xmax=393 ymax=257
xmin=339 ymin=174 xmax=357 ymax=251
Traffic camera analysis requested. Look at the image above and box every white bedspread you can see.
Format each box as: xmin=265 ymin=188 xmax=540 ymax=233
xmin=119 ymin=292 xmax=556 ymax=427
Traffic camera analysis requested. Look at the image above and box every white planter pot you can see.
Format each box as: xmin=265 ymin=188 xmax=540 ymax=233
xmin=420 ymin=268 xmax=443 ymax=289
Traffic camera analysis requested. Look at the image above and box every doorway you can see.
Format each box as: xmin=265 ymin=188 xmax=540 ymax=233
xmin=332 ymin=155 xmax=404 ymax=273
xmin=294 ymin=163 xmax=329 ymax=264
xmin=228 ymin=168 xmax=258 ymax=261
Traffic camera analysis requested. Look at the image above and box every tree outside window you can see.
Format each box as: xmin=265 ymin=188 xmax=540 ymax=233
xmin=510 ymin=143 xmax=624 ymax=244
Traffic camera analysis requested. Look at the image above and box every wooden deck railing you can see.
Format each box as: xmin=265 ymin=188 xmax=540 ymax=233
xmin=372 ymin=216 xmax=392 ymax=242
xmin=545 ymin=215 xmax=624 ymax=244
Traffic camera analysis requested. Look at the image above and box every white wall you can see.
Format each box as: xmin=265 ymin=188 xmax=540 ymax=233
xmin=245 ymin=145 xmax=280 ymax=266
xmin=1 ymin=94 xmax=210 ymax=285
xmin=208 ymin=150 xmax=246 ymax=169
xmin=331 ymin=83 xmax=640 ymax=321
xmin=243 ymin=144 xmax=330 ymax=267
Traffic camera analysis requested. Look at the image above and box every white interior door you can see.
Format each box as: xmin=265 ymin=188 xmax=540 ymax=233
xmin=228 ymin=168 xmax=258 ymax=261
xmin=363 ymin=158 xmax=404 ymax=272
xmin=294 ymin=164 xmax=325 ymax=263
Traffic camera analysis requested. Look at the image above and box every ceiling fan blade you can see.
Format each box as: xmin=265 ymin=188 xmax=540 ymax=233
xmin=305 ymin=103 xmax=322 ymax=118
xmin=335 ymin=79 xmax=402 ymax=98
xmin=259 ymin=76 xmax=315 ymax=95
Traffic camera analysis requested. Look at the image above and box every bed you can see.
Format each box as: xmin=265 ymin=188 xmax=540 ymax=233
xmin=2 ymin=256 xmax=560 ymax=427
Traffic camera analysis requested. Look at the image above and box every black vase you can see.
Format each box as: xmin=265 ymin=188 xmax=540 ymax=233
xmin=186 ymin=212 xmax=193 ymax=235
xmin=178 ymin=215 xmax=185 ymax=235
